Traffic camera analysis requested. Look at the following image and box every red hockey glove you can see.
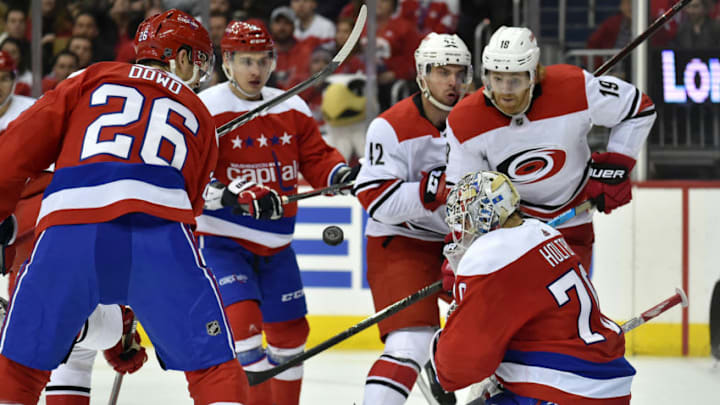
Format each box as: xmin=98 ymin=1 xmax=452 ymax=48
xmin=103 ymin=306 xmax=147 ymax=374
xmin=222 ymin=179 xmax=284 ymax=220
xmin=419 ymin=166 xmax=449 ymax=211
xmin=585 ymin=152 xmax=636 ymax=214
xmin=0 ymin=215 xmax=17 ymax=275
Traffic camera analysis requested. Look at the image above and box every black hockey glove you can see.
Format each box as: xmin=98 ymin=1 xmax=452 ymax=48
xmin=0 ymin=215 xmax=17 ymax=275
xmin=330 ymin=164 xmax=361 ymax=195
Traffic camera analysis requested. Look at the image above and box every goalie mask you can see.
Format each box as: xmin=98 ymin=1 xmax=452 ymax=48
xmin=444 ymin=171 xmax=520 ymax=268
xmin=481 ymin=26 xmax=540 ymax=116
xmin=414 ymin=33 xmax=473 ymax=112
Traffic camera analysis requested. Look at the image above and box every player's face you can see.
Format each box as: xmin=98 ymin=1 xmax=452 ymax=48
xmin=0 ymin=71 xmax=14 ymax=105
xmin=487 ymin=70 xmax=532 ymax=115
xmin=425 ymin=64 xmax=468 ymax=107
xmin=227 ymin=51 xmax=274 ymax=96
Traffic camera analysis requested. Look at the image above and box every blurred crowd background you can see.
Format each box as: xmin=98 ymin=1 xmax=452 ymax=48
xmin=3 ymin=0 xmax=719 ymax=179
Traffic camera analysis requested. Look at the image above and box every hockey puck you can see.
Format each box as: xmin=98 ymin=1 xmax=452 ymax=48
xmin=322 ymin=226 xmax=344 ymax=246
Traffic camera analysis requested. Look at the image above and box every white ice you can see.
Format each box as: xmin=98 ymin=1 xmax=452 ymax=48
xmin=38 ymin=349 xmax=719 ymax=404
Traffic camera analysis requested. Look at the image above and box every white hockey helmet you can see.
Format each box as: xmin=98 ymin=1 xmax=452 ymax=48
xmin=445 ymin=171 xmax=520 ymax=250
xmin=414 ymin=32 xmax=473 ymax=112
xmin=481 ymin=26 xmax=540 ymax=82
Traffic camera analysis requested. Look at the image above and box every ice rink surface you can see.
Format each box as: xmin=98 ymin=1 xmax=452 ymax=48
xmin=39 ymin=349 xmax=719 ymax=404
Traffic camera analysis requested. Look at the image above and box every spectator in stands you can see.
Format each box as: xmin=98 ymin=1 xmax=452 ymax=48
xmin=296 ymin=45 xmax=333 ymax=124
xmin=209 ymin=11 xmax=229 ymax=85
xmin=37 ymin=0 xmax=74 ymax=75
xmin=671 ymin=0 xmax=720 ymax=48
xmin=269 ymin=6 xmax=320 ymax=89
xmin=109 ymin=0 xmax=137 ymax=64
xmin=72 ymin=9 xmax=115 ymax=62
xmin=2 ymin=6 xmax=28 ymax=42
xmin=586 ymin=0 xmax=632 ymax=76
xmin=41 ymin=50 xmax=78 ymax=93
xmin=292 ymin=0 xmax=336 ymax=42
xmin=66 ymin=35 xmax=93 ymax=68
xmin=397 ymin=0 xmax=459 ymax=35
xmin=374 ymin=0 xmax=421 ymax=110
xmin=0 ymin=37 xmax=31 ymax=94
xmin=332 ymin=17 xmax=366 ymax=74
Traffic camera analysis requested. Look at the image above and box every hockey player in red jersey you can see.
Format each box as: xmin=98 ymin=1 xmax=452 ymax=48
xmin=0 ymin=10 xmax=250 ymax=405
xmin=196 ymin=21 xmax=355 ymax=405
xmin=352 ymin=32 xmax=472 ymax=405
xmin=445 ymin=26 xmax=656 ymax=274
xmin=431 ymin=171 xmax=635 ymax=404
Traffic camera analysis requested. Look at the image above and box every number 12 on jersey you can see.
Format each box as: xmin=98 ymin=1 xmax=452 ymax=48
xmin=81 ymin=83 xmax=198 ymax=170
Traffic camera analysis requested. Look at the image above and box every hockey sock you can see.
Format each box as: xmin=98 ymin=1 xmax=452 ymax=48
xmin=0 ymin=354 xmax=50 ymax=405
xmin=185 ymin=359 xmax=246 ymax=405
xmin=265 ymin=317 xmax=309 ymax=405
xmin=45 ymin=345 xmax=97 ymax=405
xmin=363 ymin=328 xmax=435 ymax=405
xmin=364 ymin=354 xmax=421 ymax=404
xmin=225 ymin=301 xmax=272 ymax=405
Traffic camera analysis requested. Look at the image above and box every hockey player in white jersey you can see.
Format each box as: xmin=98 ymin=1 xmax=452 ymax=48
xmin=0 ymin=50 xmax=34 ymax=135
xmin=445 ymin=26 xmax=656 ymax=274
xmin=352 ymin=32 xmax=472 ymax=405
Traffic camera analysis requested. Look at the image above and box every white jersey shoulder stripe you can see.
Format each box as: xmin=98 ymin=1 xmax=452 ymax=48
xmin=457 ymin=219 xmax=560 ymax=277
xmin=199 ymin=83 xmax=312 ymax=118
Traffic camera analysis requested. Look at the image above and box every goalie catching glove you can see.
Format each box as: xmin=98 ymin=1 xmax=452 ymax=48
xmin=0 ymin=215 xmax=17 ymax=275
xmin=420 ymin=166 xmax=449 ymax=211
xmin=585 ymin=152 xmax=635 ymax=214
xmin=103 ymin=306 xmax=147 ymax=374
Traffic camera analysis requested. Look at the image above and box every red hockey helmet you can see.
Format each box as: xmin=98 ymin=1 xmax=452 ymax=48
xmin=221 ymin=21 xmax=275 ymax=55
xmin=134 ymin=9 xmax=214 ymax=85
xmin=0 ymin=50 xmax=17 ymax=74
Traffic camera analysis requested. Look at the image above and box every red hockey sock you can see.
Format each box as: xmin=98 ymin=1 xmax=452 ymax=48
xmin=270 ymin=379 xmax=302 ymax=405
xmin=365 ymin=354 xmax=421 ymax=402
xmin=0 ymin=354 xmax=50 ymax=405
xmin=224 ymin=301 xmax=272 ymax=405
xmin=185 ymin=359 xmax=246 ymax=405
xmin=264 ymin=318 xmax=309 ymax=405
xmin=45 ymin=395 xmax=90 ymax=405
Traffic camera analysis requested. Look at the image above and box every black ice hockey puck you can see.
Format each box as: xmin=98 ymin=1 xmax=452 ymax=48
xmin=322 ymin=225 xmax=344 ymax=246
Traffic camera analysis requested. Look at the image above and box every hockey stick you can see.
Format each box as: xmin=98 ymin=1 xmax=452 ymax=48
xmin=593 ymin=0 xmax=690 ymax=76
xmin=217 ymin=5 xmax=367 ymax=137
xmin=246 ymin=280 xmax=443 ymax=385
xmin=245 ymin=201 xmax=596 ymax=386
xmin=621 ymin=288 xmax=688 ymax=333
xmin=107 ymin=316 xmax=138 ymax=405
xmin=281 ymin=180 xmax=355 ymax=204
xmin=545 ymin=200 xmax=594 ymax=228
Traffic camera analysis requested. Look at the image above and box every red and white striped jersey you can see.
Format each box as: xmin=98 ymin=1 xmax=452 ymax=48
xmin=446 ymin=64 xmax=655 ymax=227
xmin=0 ymin=62 xmax=218 ymax=233
xmin=196 ymin=83 xmax=346 ymax=255
xmin=354 ymin=94 xmax=448 ymax=241
xmin=434 ymin=219 xmax=633 ymax=403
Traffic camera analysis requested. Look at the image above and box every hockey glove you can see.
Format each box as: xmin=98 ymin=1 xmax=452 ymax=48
xmin=103 ymin=306 xmax=147 ymax=374
xmin=202 ymin=180 xmax=226 ymax=211
xmin=0 ymin=215 xmax=17 ymax=275
xmin=222 ymin=179 xmax=284 ymax=220
xmin=330 ymin=164 xmax=361 ymax=195
xmin=585 ymin=152 xmax=636 ymax=214
xmin=420 ymin=166 xmax=449 ymax=211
